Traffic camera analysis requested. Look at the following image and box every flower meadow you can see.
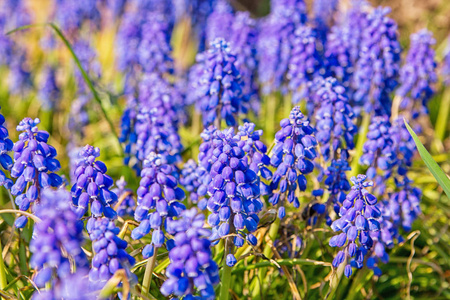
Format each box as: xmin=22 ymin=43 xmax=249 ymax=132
xmin=0 ymin=0 xmax=449 ymax=299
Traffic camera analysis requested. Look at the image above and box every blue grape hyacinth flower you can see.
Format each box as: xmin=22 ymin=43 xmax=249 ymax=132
xmin=329 ymin=175 xmax=381 ymax=277
xmin=131 ymin=153 xmax=186 ymax=258
xmin=161 ymin=208 xmax=220 ymax=299
xmin=30 ymin=189 xmax=90 ymax=298
xmin=0 ymin=108 xmax=13 ymax=189
xmin=71 ymin=145 xmax=118 ymax=219
xmin=87 ymin=217 xmax=136 ymax=290
xmin=11 ymin=118 xmax=63 ymax=228
xmin=396 ymin=29 xmax=437 ymax=119
xmin=270 ymin=107 xmax=317 ymax=218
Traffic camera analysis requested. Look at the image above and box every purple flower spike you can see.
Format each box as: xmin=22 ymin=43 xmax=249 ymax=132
xmin=269 ymin=107 xmax=317 ymax=217
xmin=161 ymin=208 xmax=219 ymax=300
xmin=30 ymin=189 xmax=90 ymax=299
xmin=0 ymin=108 xmax=13 ymax=189
xmin=71 ymin=145 xmax=118 ymax=219
xmin=87 ymin=217 xmax=136 ymax=290
xmin=329 ymin=175 xmax=380 ymax=276
xmin=131 ymin=153 xmax=186 ymax=254
xmin=11 ymin=118 xmax=63 ymax=228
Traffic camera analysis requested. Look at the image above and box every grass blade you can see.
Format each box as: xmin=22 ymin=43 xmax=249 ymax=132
xmin=7 ymin=23 xmax=123 ymax=156
xmin=404 ymin=120 xmax=450 ymax=198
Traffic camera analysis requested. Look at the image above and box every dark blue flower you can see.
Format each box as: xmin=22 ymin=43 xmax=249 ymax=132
xmin=287 ymin=25 xmax=322 ymax=104
xmin=71 ymin=145 xmax=118 ymax=219
xmin=360 ymin=115 xmax=397 ymax=195
xmin=311 ymin=77 xmax=356 ymax=161
xmin=329 ymin=175 xmax=381 ymax=277
xmin=11 ymin=118 xmax=63 ymax=228
xmin=352 ymin=6 xmax=401 ymax=115
xmin=161 ymin=208 xmax=219 ymax=300
xmin=87 ymin=217 xmax=136 ymax=290
xmin=196 ymin=38 xmax=244 ymax=127
xmin=131 ymin=154 xmax=186 ymax=258
xmin=199 ymin=127 xmax=263 ymax=252
xmin=269 ymin=107 xmax=317 ymax=218
xmin=257 ymin=0 xmax=307 ymax=95
xmin=0 ymin=108 xmax=13 ymax=189
xmin=396 ymin=29 xmax=437 ymax=119
xmin=30 ymin=189 xmax=90 ymax=297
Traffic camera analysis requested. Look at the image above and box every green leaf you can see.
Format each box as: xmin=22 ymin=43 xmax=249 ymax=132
xmin=404 ymin=120 xmax=450 ymax=199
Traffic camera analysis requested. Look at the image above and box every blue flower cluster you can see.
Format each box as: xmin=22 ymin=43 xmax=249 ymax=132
xmin=180 ymin=159 xmax=201 ymax=205
xmin=206 ymin=0 xmax=234 ymax=44
xmin=312 ymin=0 xmax=338 ymax=43
xmin=257 ymin=0 xmax=307 ymax=95
xmin=329 ymin=175 xmax=381 ymax=277
xmin=71 ymin=145 xmax=118 ymax=219
xmin=324 ymin=158 xmax=351 ymax=216
xmin=30 ymin=189 xmax=90 ymax=299
xmin=360 ymin=115 xmax=396 ymax=194
xmin=87 ymin=217 xmax=135 ymax=290
xmin=287 ymin=25 xmax=322 ymax=103
xmin=312 ymin=77 xmax=356 ymax=161
xmin=270 ymin=107 xmax=317 ymax=218
xmin=324 ymin=0 xmax=369 ymax=89
xmin=131 ymin=154 xmax=186 ymax=258
xmin=200 ymin=127 xmax=263 ymax=260
xmin=396 ymin=29 xmax=437 ymax=119
xmin=161 ymin=208 xmax=220 ymax=299
xmin=0 ymin=109 xmax=13 ymax=188
xmin=196 ymin=38 xmax=244 ymax=127
xmin=352 ymin=6 xmax=401 ymax=115
xmin=11 ymin=118 xmax=63 ymax=228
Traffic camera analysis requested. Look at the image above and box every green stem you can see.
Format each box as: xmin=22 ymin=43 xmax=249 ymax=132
xmin=435 ymin=88 xmax=450 ymax=143
xmin=265 ymin=93 xmax=277 ymax=141
xmin=0 ymin=240 xmax=7 ymax=290
xmin=142 ymin=247 xmax=158 ymax=299
xmin=219 ymin=258 xmax=233 ymax=300
xmin=350 ymin=113 xmax=371 ymax=177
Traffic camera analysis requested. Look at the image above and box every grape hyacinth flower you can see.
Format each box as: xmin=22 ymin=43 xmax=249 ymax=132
xmin=312 ymin=0 xmax=338 ymax=43
xmin=287 ymin=25 xmax=322 ymax=104
xmin=161 ymin=208 xmax=220 ymax=299
xmin=112 ymin=177 xmax=136 ymax=218
xmin=352 ymin=6 xmax=401 ymax=115
xmin=206 ymin=0 xmax=234 ymax=44
xmin=11 ymin=118 xmax=63 ymax=228
xmin=131 ymin=154 xmax=186 ymax=259
xmin=329 ymin=175 xmax=381 ymax=277
xmin=269 ymin=107 xmax=317 ymax=218
xmin=257 ymin=0 xmax=307 ymax=95
xmin=324 ymin=158 xmax=351 ymax=216
xmin=201 ymin=127 xmax=263 ymax=264
xmin=197 ymin=38 xmax=244 ymax=127
xmin=360 ymin=115 xmax=397 ymax=195
xmin=395 ymin=29 xmax=437 ymax=119
xmin=180 ymin=159 xmax=201 ymax=205
xmin=138 ymin=12 xmax=174 ymax=75
xmin=30 ymin=189 xmax=90 ymax=299
xmin=230 ymin=11 xmax=260 ymax=113
xmin=39 ymin=66 xmax=60 ymax=110
xmin=71 ymin=145 xmax=118 ymax=219
xmin=87 ymin=217 xmax=135 ymax=290
xmin=235 ymin=122 xmax=273 ymax=195
xmin=312 ymin=77 xmax=356 ymax=161
xmin=324 ymin=1 xmax=370 ymax=89
xmin=0 ymin=108 xmax=13 ymax=188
